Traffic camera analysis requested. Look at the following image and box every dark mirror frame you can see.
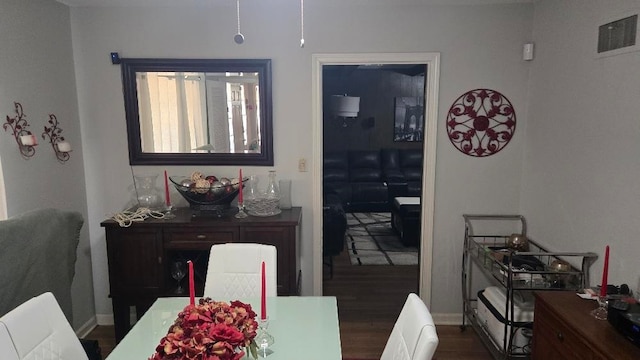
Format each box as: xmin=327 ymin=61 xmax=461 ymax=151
xmin=121 ymin=58 xmax=273 ymax=166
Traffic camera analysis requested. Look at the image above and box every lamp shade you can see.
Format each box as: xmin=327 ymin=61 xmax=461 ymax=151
xmin=330 ymin=95 xmax=360 ymax=117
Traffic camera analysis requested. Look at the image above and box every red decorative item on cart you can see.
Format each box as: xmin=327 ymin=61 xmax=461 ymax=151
xmin=446 ymin=89 xmax=516 ymax=157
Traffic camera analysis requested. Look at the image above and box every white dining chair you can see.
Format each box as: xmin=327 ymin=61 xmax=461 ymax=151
xmin=380 ymin=293 xmax=439 ymax=360
xmin=0 ymin=292 xmax=89 ymax=360
xmin=0 ymin=322 xmax=20 ymax=360
xmin=203 ymin=243 xmax=278 ymax=299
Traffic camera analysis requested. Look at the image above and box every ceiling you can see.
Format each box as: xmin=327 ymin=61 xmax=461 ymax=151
xmin=57 ymin=0 xmax=533 ymax=7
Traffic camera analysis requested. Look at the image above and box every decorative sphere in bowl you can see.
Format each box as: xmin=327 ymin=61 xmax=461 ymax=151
xmin=548 ymin=259 xmax=571 ymax=272
xmin=507 ymin=233 xmax=529 ymax=251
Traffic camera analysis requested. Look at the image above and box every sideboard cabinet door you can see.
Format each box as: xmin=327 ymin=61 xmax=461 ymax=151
xmin=105 ymin=227 xmax=164 ymax=297
xmin=104 ymin=227 xmax=163 ymax=341
xmin=240 ymin=226 xmax=299 ymax=295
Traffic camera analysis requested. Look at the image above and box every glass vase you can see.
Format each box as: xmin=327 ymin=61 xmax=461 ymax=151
xmin=278 ymin=179 xmax=291 ymax=209
xmin=134 ymin=175 xmax=161 ymax=209
xmin=246 ymin=175 xmax=260 ymax=203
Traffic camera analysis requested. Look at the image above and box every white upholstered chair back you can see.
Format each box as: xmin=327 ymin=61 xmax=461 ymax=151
xmin=380 ymin=293 xmax=439 ymax=360
xmin=203 ymin=243 xmax=278 ymax=299
xmin=0 ymin=322 xmax=19 ymax=360
xmin=0 ymin=292 xmax=88 ymax=360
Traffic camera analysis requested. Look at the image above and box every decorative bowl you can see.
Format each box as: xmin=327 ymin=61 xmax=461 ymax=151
xmin=169 ymin=175 xmax=246 ymax=213
xmin=244 ymin=197 xmax=281 ymax=217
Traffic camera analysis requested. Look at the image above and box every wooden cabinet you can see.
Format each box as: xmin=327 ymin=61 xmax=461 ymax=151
xmin=532 ymin=291 xmax=640 ymax=360
xmin=101 ymin=207 xmax=301 ymax=342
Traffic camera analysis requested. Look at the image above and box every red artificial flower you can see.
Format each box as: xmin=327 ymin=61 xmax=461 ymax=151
xmin=149 ymin=298 xmax=258 ymax=360
xmin=208 ymin=323 xmax=245 ymax=346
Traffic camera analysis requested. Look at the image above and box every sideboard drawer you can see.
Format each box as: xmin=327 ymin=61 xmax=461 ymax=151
xmin=165 ymin=227 xmax=238 ymax=249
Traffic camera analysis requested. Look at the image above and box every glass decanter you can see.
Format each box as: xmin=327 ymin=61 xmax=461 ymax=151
xmin=262 ymin=170 xmax=281 ymax=216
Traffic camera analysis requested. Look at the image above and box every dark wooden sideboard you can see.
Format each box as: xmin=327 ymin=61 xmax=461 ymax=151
xmin=101 ymin=207 xmax=301 ymax=342
xmin=532 ymin=291 xmax=640 ymax=360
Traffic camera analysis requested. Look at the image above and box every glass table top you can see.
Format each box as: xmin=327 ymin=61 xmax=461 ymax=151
xmin=106 ymin=296 xmax=342 ymax=360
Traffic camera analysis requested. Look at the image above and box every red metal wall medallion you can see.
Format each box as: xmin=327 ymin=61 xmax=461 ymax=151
xmin=446 ymin=89 xmax=516 ymax=157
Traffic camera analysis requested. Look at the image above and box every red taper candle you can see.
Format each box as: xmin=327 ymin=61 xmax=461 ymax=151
xmin=238 ymin=169 xmax=243 ymax=203
xmin=164 ymin=170 xmax=171 ymax=207
xmin=600 ymin=245 xmax=609 ymax=297
xmin=261 ymin=261 xmax=266 ymax=320
xmin=188 ymin=260 xmax=195 ymax=306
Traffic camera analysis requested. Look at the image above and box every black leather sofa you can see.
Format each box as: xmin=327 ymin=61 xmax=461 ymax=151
xmin=323 ymin=148 xmax=423 ymax=212
xmin=322 ymin=148 xmax=423 ymax=262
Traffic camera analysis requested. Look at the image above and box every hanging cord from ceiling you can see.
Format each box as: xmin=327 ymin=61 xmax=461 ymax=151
xmin=300 ymin=0 xmax=305 ymax=47
xmin=234 ymin=0 xmax=244 ymax=44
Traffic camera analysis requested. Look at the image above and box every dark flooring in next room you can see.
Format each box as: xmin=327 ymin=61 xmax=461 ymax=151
xmin=323 ymin=237 xmax=492 ymax=360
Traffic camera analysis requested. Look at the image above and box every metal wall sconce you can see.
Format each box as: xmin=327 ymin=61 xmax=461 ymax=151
xmin=2 ymin=102 xmax=37 ymax=158
xmin=42 ymin=114 xmax=71 ymax=162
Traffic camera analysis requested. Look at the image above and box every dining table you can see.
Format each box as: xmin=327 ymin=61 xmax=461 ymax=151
xmin=106 ymin=296 xmax=342 ymax=360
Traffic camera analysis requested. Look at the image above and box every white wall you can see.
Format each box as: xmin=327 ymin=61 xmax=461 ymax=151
xmin=70 ymin=1 xmax=533 ymax=318
xmin=0 ymin=0 xmax=94 ymax=331
xmin=522 ymin=0 xmax=640 ymax=294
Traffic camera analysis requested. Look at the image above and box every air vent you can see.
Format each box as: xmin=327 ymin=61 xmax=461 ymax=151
xmin=598 ymin=14 xmax=637 ymax=53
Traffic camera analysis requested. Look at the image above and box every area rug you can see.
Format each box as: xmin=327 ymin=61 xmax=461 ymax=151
xmin=346 ymin=212 xmax=419 ymax=266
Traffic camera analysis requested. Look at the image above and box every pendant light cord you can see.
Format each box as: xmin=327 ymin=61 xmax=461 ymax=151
xmin=300 ymin=0 xmax=305 ymax=47
xmin=236 ymin=0 xmax=241 ymax=35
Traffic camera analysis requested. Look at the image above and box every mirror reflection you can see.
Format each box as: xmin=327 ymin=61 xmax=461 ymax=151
xmin=136 ymin=71 xmax=262 ymax=154
xmin=121 ymin=58 xmax=273 ymax=166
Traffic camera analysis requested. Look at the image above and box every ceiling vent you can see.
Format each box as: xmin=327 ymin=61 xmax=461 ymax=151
xmin=597 ymin=14 xmax=638 ymax=54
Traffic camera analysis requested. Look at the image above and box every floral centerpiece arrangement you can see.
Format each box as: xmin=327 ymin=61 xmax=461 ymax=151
xmin=149 ymin=298 xmax=259 ymax=360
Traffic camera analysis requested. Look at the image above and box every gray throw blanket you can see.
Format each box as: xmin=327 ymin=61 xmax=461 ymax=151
xmin=0 ymin=208 xmax=83 ymax=324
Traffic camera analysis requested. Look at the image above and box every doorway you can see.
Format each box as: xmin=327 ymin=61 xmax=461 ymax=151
xmin=311 ymin=53 xmax=440 ymax=307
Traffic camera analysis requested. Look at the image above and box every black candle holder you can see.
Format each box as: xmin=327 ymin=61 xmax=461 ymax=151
xmin=42 ymin=114 xmax=71 ymax=162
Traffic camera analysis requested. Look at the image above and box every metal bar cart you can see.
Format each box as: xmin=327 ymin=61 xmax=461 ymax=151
xmin=461 ymin=214 xmax=597 ymax=359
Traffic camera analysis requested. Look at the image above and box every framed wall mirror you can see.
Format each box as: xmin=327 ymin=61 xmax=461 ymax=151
xmin=120 ymin=58 xmax=273 ymax=165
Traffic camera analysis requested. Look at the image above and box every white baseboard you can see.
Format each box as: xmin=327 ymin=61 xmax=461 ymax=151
xmin=76 ymin=316 xmax=98 ymax=338
xmin=432 ymin=312 xmax=463 ymax=325
xmin=96 ymin=307 xmax=138 ymax=326
xmin=96 ymin=313 xmax=114 ymax=326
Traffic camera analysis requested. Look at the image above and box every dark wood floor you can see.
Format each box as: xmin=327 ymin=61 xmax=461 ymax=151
xmin=84 ymin=250 xmax=491 ymax=359
xmin=322 ymin=247 xmax=492 ymax=360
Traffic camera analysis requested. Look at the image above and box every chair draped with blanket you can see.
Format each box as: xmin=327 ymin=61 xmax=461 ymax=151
xmin=0 ymin=208 xmax=83 ymax=323
xmin=203 ymin=243 xmax=278 ymax=299
xmin=0 ymin=208 xmax=101 ymax=360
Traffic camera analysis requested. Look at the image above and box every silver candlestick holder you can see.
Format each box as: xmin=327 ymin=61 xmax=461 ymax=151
xmin=255 ymin=317 xmax=274 ymax=357
xmin=235 ymin=202 xmax=248 ymax=218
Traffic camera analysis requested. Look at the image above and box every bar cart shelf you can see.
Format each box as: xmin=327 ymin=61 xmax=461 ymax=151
xmin=461 ymin=214 xmax=597 ymax=359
